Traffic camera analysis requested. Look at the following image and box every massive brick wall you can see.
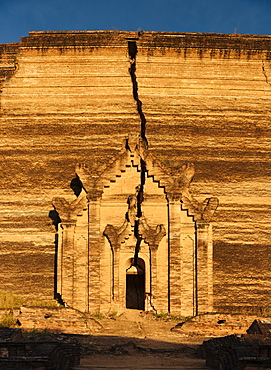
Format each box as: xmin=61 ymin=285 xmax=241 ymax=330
xmin=0 ymin=31 xmax=270 ymax=310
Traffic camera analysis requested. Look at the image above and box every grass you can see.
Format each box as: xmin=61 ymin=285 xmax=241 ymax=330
xmin=91 ymin=311 xmax=193 ymax=322
xmin=0 ymin=290 xmax=61 ymax=328
xmin=93 ymin=312 xmax=105 ymax=320
xmin=92 ymin=311 xmax=119 ymax=320
xmin=0 ymin=314 xmax=17 ymax=328
xmin=22 ymin=328 xmax=60 ymax=339
xmin=152 ymin=311 xmax=193 ymax=322
xmin=26 ymin=299 xmax=61 ymax=308
xmin=109 ymin=311 xmax=118 ymax=319
xmin=0 ymin=290 xmax=24 ymax=309
xmin=0 ymin=290 xmax=61 ymax=309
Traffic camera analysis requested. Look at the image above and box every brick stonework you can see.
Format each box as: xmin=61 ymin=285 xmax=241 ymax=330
xmin=0 ymin=31 xmax=270 ymax=312
xmin=53 ymin=136 xmax=217 ymax=315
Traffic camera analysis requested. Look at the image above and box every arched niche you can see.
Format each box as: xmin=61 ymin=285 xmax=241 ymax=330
xmin=126 ymin=258 xmax=145 ymax=310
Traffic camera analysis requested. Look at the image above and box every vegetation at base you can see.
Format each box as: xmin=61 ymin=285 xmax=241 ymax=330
xmin=21 ymin=328 xmax=61 ymax=341
xmin=26 ymin=299 xmax=61 ymax=308
xmin=109 ymin=311 xmax=118 ymax=319
xmin=91 ymin=310 xmax=193 ymax=322
xmin=0 ymin=314 xmax=17 ymax=328
xmin=0 ymin=290 xmax=24 ymax=309
xmin=93 ymin=312 xmax=105 ymax=320
xmin=91 ymin=311 xmax=119 ymax=320
xmin=0 ymin=290 xmax=61 ymax=309
xmin=152 ymin=311 xmax=193 ymax=322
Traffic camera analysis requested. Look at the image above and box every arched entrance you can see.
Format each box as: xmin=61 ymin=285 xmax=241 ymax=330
xmin=126 ymin=258 xmax=145 ymax=310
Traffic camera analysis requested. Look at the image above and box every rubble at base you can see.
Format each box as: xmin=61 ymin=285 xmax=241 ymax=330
xmin=198 ymin=319 xmax=271 ymax=369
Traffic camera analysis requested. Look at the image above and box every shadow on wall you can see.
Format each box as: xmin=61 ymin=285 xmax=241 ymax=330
xmin=48 ymin=207 xmax=61 ymax=305
xmin=48 ymin=176 xmax=84 ymax=307
xmin=70 ymin=176 xmax=83 ymax=197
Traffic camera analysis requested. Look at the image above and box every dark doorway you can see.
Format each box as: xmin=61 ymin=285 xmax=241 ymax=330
xmin=126 ymin=259 xmax=145 ymax=310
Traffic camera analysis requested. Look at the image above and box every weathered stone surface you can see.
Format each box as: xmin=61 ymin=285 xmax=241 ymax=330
xmin=14 ymin=306 xmax=101 ymax=334
xmin=0 ymin=30 xmax=270 ymax=310
xmin=173 ymin=313 xmax=262 ymax=336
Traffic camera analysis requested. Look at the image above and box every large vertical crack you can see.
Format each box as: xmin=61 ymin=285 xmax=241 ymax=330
xmin=127 ymin=40 xmax=147 ymax=269
xmin=128 ymin=40 xmax=147 ymax=144
xmin=133 ymin=160 xmax=146 ymax=267
xmin=262 ymin=61 xmax=271 ymax=86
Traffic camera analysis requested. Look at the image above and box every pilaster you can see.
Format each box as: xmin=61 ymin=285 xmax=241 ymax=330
xmin=73 ymin=233 xmax=89 ymax=312
xmin=88 ymin=193 xmax=102 ymax=313
xmin=196 ymin=221 xmax=213 ymax=314
xmin=59 ymin=221 xmax=76 ymax=305
xmin=103 ymin=219 xmax=132 ymax=306
xmin=52 ymin=194 xmax=87 ymax=308
xmin=180 ymin=223 xmax=196 ymax=316
xmin=167 ymin=196 xmax=182 ymax=314
xmin=138 ymin=218 xmax=166 ymax=310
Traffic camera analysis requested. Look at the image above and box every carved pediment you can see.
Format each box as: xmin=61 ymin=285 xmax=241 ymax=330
xmin=75 ymin=135 xmax=197 ymax=200
xmin=52 ymin=193 xmax=87 ymax=223
xmin=138 ymin=216 xmax=166 ymax=250
xmin=103 ymin=221 xmax=132 ymax=249
xmin=68 ymin=135 xmax=218 ymax=222
xmin=181 ymin=189 xmax=219 ymax=222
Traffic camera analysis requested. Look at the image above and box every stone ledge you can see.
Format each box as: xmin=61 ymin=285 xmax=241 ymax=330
xmin=14 ymin=306 xmax=102 ymax=335
xmin=172 ymin=313 xmax=267 ymax=336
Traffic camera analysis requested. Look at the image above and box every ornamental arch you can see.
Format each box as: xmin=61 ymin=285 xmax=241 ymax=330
xmin=53 ymin=135 xmax=218 ymax=316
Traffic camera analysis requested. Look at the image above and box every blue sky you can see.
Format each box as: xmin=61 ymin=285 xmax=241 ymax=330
xmin=1 ymin=0 xmax=271 ymax=44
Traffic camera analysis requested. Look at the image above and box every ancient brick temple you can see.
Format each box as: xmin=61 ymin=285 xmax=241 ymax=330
xmin=1 ymin=30 xmax=271 ymax=314
xmin=53 ymin=135 xmax=218 ymax=315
